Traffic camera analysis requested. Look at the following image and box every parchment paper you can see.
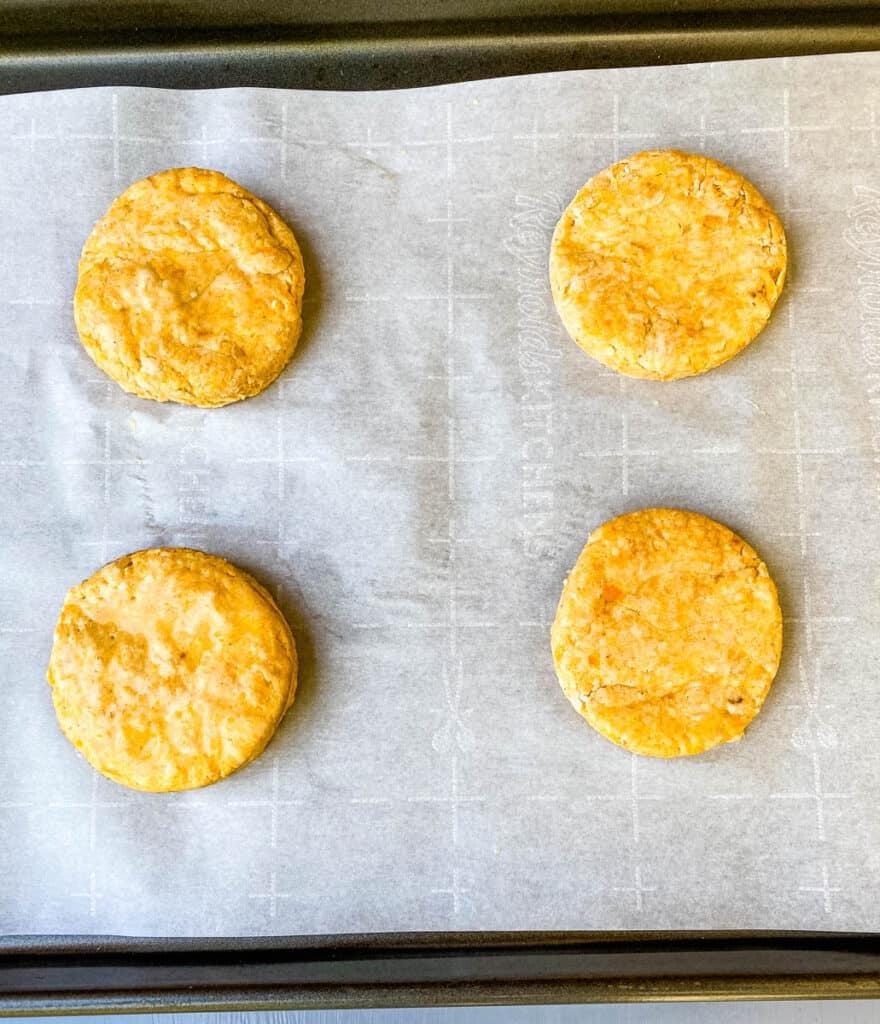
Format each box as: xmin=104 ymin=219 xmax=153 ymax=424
xmin=2 ymin=52 xmax=880 ymax=937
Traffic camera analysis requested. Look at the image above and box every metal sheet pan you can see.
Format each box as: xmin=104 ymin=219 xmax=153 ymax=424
xmin=2 ymin=932 xmax=880 ymax=1012
xmin=1 ymin=2 xmax=880 ymax=93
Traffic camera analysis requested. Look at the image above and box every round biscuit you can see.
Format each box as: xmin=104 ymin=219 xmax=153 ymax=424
xmin=74 ymin=167 xmax=305 ymax=407
xmin=47 ymin=548 xmax=297 ymax=791
xmin=549 ymin=150 xmax=787 ymax=380
xmin=551 ymin=509 xmax=782 ymax=757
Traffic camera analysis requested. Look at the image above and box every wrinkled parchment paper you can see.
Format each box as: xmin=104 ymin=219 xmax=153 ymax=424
xmin=2 ymin=52 xmax=880 ymax=936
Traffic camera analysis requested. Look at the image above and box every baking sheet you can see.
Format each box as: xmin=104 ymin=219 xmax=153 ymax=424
xmin=1 ymin=52 xmax=880 ymax=937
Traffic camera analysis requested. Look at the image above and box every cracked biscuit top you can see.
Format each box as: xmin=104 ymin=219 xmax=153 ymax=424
xmin=551 ymin=509 xmax=782 ymax=758
xmin=74 ymin=167 xmax=305 ymax=407
xmin=549 ymin=150 xmax=786 ymax=380
xmin=48 ymin=548 xmax=297 ymax=791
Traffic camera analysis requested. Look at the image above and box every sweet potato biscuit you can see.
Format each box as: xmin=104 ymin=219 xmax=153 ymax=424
xmin=551 ymin=509 xmax=782 ymax=757
xmin=549 ymin=150 xmax=786 ymax=380
xmin=48 ymin=548 xmax=297 ymax=791
xmin=74 ymin=167 xmax=305 ymax=406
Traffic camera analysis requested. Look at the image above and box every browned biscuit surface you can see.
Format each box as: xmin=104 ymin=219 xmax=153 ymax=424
xmin=551 ymin=509 xmax=782 ymax=757
xmin=48 ymin=548 xmax=297 ymax=791
xmin=550 ymin=150 xmax=786 ymax=380
xmin=74 ymin=167 xmax=305 ymax=407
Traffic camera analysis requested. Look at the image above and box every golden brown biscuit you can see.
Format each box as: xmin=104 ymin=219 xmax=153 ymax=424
xmin=48 ymin=548 xmax=297 ymax=791
xmin=74 ymin=168 xmax=305 ymax=407
xmin=551 ymin=509 xmax=782 ymax=757
xmin=549 ymin=150 xmax=786 ymax=380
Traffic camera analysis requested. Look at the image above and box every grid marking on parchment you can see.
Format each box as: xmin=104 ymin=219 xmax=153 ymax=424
xmin=345 ymin=293 xmax=490 ymax=303
xmin=297 ymin=111 xmax=497 ymax=912
xmin=443 ymin=102 xmax=464 ymax=918
xmin=236 ymin=121 xmax=494 ymax=166
xmin=778 ymin=86 xmax=846 ymax=913
xmin=60 ymin=412 xmax=120 ymax=918
xmin=512 ymin=93 xmax=835 ymax=169
xmin=236 ymin=451 xmax=502 ymax=485
xmin=57 ymin=99 xmax=129 ymax=918
xmin=230 ymin=753 xmax=303 ymax=852
xmin=14 ymin=117 xmax=41 ymax=153
xmin=243 ymin=585 xmax=310 ymax=912
xmin=511 ymin=91 xmax=642 ymax=158
xmin=242 ymin=103 xmax=300 ymax=909
xmin=611 ymin=757 xmax=657 ymax=910
xmin=509 ymin=90 xmax=837 ymax=221
xmin=176 ymin=440 xmax=210 ymax=550
xmin=742 ymin=88 xmax=828 ymax=218
xmin=240 ymin=100 xmax=290 ymax=181
xmin=249 ymin=871 xmax=293 ymax=919
xmin=0 ymin=456 xmax=153 ymax=468
xmin=679 ymin=114 xmax=724 ymax=154
xmin=851 ymin=103 xmax=880 ymax=148
xmin=7 ymin=116 xmax=231 ymax=156
xmin=233 ymin=270 xmax=316 ymax=538
xmin=51 ymin=773 xmax=126 ymax=917
xmin=1 ymin=107 xmax=495 ymax=168
xmin=799 ymin=862 xmax=842 ymax=914
xmin=335 ymin=125 xmax=494 ymax=150
xmin=584 ymin=443 xmax=866 ymax=461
